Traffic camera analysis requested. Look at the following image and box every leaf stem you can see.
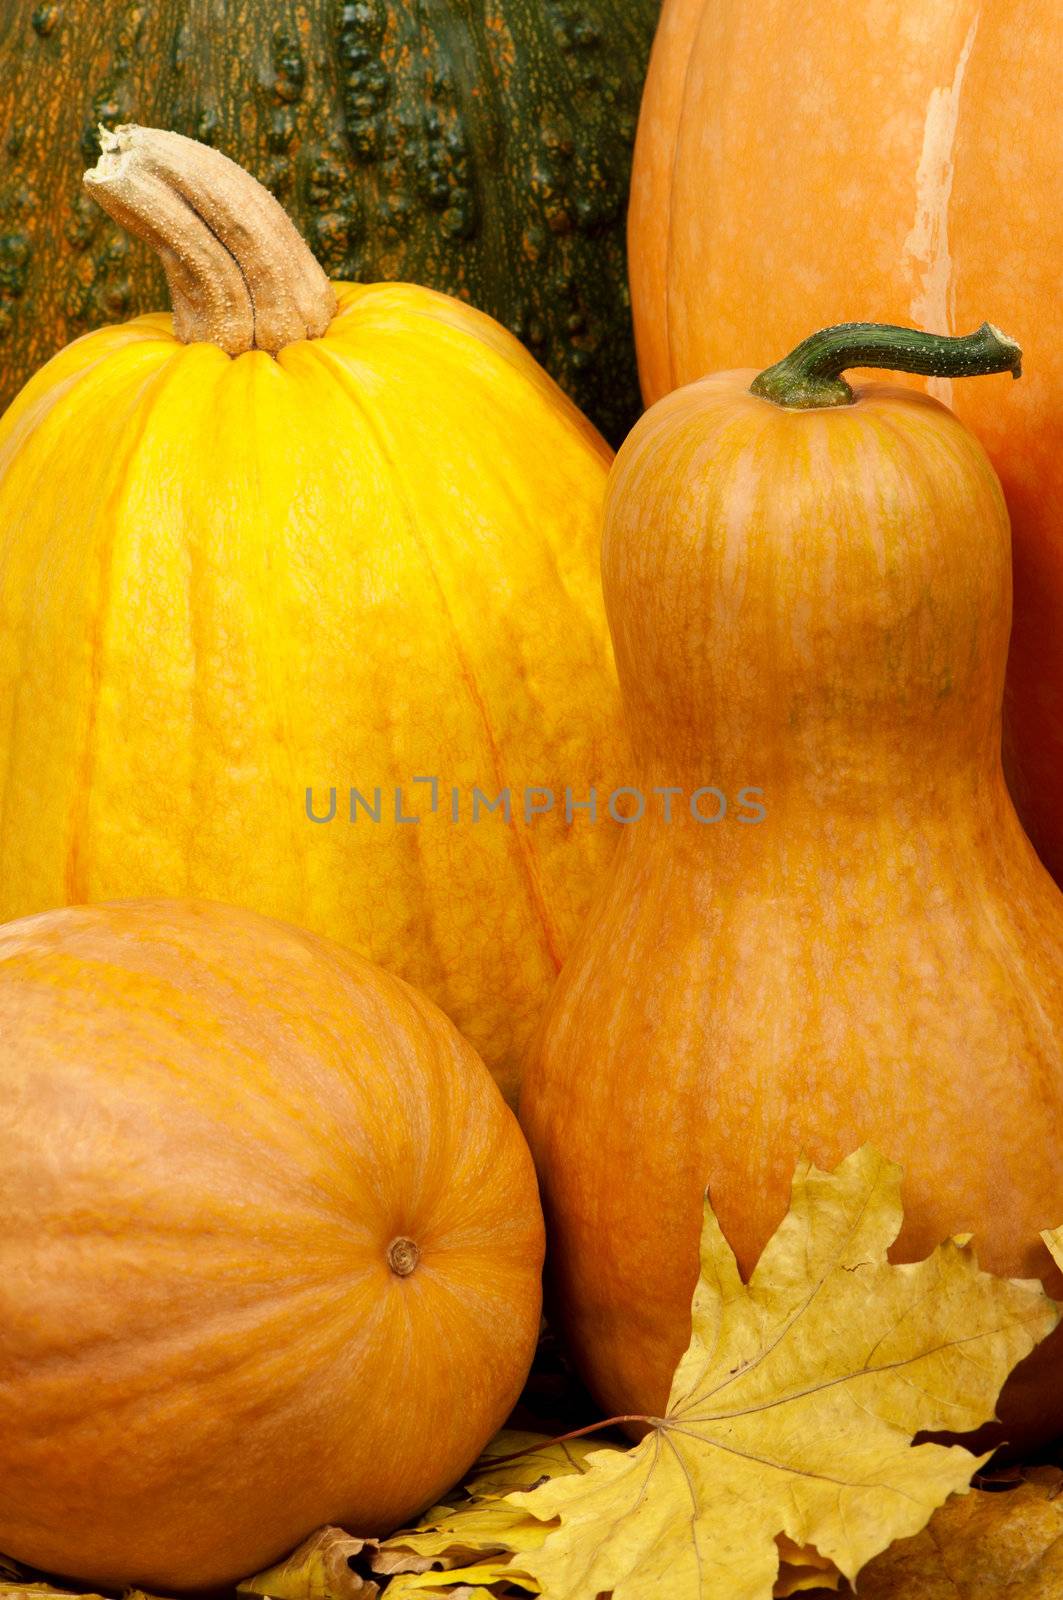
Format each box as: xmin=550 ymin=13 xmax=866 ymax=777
xmin=479 ymin=1416 xmax=659 ymax=1472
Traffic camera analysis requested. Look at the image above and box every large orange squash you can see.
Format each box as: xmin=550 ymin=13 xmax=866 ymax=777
xmin=0 ymin=126 xmax=626 ymax=1106
xmin=520 ymin=324 xmax=1063 ymax=1451
xmin=0 ymin=898 xmax=544 ymax=1590
xmin=628 ymin=0 xmax=1063 ymax=880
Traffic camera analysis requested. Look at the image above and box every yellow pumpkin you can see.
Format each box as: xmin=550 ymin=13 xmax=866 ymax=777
xmin=0 ymin=126 xmax=626 ymax=1105
xmin=520 ymin=322 xmax=1063 ymax=1452
xmin=0 ymin=898 xmax=544 ymax=1590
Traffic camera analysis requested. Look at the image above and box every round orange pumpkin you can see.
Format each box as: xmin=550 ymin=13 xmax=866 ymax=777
xmin=628 ymin=0 xmax=1063 ymax=881
xmin=0 ymin=899 xmax=544 ymax=1590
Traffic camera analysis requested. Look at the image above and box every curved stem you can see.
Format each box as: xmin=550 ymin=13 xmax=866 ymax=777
xmin=477 ymin=1415 xmax=659 ymax=1472
xmin=83 ymin=125 xmax=336 ymax=356
xmin=750 ymin=321 xmax=1022 ymax=410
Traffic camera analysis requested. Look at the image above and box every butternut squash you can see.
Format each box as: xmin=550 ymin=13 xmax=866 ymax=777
xmin=520 ymin=322 xmax=1063 ymax=1450
xmin=627 ymin=0 xmax=1063 ymax=881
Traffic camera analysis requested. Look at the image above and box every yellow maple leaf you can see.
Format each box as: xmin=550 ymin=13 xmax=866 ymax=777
xmin=372 ymin=1430 xmax=621 ymax=1594
xmin=238 ymin=1527 xmax=380 ymax=1600
xmin=382 ymin=1561 xmax=525 ymax=1595
xmin=0 ymin=1589 xmax=111 ymax=1600
xmin=372 ymin=1459 xmax=839 ymax=1597
xmin=407 ymin=1591 xmax=497 ymax=1600
xmin=505 ymin=1147 xmax=1058 ymax=1600
xmin=774 ymin=1535 xmax=840 ymax=1596
xmin=1042 ymin=1226 xmax=1063 ymax=1275
xmin=0 ymin=1589 xmax=161 ymax=1600
xmin=850 ymin=1467 xmax=1063 ymax=1598
xmin=467 ymin=1432 xmax=620 ymax=1497
xmin=374 ymin=1498 xmax=547 ymax=1573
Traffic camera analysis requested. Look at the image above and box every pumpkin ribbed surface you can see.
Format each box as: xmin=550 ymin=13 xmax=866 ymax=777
xmin=0 ymin=898 xmax=544 ymax=1590
xmin=0 ymin=278 xmax=625 ymax=1105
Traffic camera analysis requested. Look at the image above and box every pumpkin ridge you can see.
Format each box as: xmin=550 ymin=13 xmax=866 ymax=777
xmin=395 ymin=298 xmax=614 ymax=463
xmin=4 ymin=956 xmax=427 ymax=1212
xmin=293 ymin=340 xmax=466 ymax=993
xmin=214 ymin=352 xmax=314 ymax=921
xmin=663 ymin=0 xmax=710 ymax=398
xmin=0 ymin=343 xmax=179 ymax=865
xmin=322 ymin=281 xmax=613 ymax=465
xmin=58 ymin=353 xmax=189 ymax=904
xmin=305 ymin=336 xmax=567 ymax=980
xmin=9 ymin=1268 xmax=359 ymax=1379
xmin=387 ymin=312 xmax=612 ymax=683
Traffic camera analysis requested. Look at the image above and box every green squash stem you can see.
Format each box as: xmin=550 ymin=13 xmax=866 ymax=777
xmin=750 ymin=321 xmax=1022 ymax=410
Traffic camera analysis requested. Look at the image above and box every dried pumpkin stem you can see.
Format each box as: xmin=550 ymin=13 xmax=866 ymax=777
xmin=750 ymin=321 xmax=1022 ymax=410
xmin=386 ymin=1236 xmax=421 ymax=1278
xmin=82 ymin=124 xmax=337 ymax=356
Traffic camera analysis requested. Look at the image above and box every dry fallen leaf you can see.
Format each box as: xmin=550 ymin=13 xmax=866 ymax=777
xmin=419 ymin=1591 xmax=497 ymax=1600
xmin=1042 ymin=1227 xmax=1063 ymax=1275
xmin=375 ymin=1502 xmax=544 ymax=1577
xmin=420 ymin=1592 xmax=497 ymax=1600
xmin=374 ymin=1431 xmax=841 ymax=1598
xmin=467 ymin=1432 xmax=618 ymax=1497
xmin=774 ymin=1536 xmax=840 ymax=1596
xmin=0 ymin=1588 xmax=110 ymax=1600
xmin=841 ymin=1468 xmax=1063 ymax=1598
xmin=238 ymin=1527 xmax=380 ymax=1600
xmin=0 ymin=1569 xmax=165 ymax=1600
xmin=382 ymin=1566 xmax=522 ymax=1596
xmin=372 ymin=1431 xmax=622 ymax=1594
xmin=0 ymin=1586 xmax=162 ymax=1600
xmin=505 ymin=1147 xmax=1058 ymax=1600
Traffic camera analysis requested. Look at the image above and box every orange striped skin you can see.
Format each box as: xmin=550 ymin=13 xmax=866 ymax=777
xmin=519 ymin=373 xmax=1063 ymax=1450
xmin=0 ymin=282 xmax=626 ymax=1106
xmin=628 ymin=0 xmax=1063 ymax=882
xmin=0 ymin=899 xmax=544 ymax=1590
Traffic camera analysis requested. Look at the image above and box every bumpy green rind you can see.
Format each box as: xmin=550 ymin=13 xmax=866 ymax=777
xmin=0 ymin=0 xmax=659 ymax=443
